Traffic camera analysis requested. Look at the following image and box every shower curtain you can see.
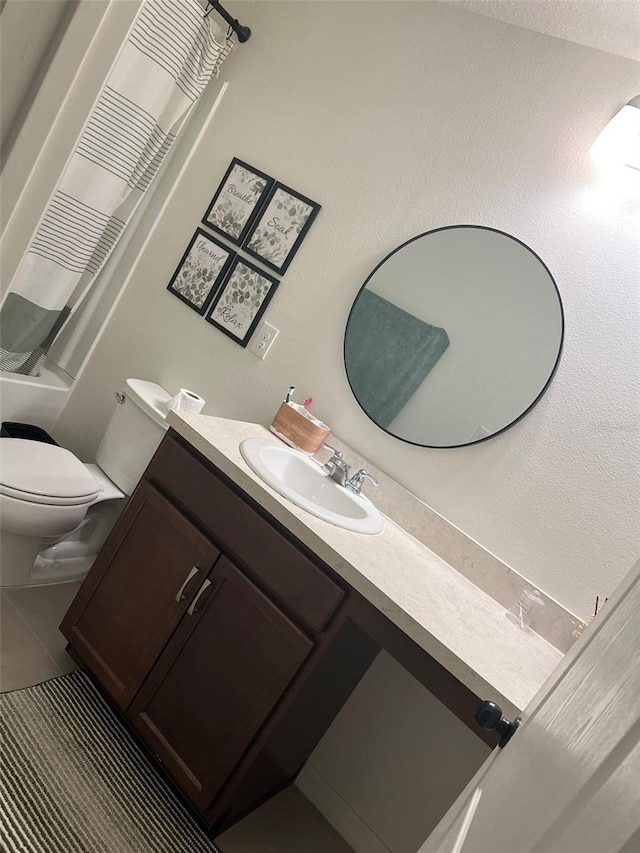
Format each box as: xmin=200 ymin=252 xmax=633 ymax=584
xmin=0 ymin=0 xmax=232 ymax=376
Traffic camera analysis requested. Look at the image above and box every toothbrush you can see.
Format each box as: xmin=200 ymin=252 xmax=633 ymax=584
xmin=302 ymin=397 xmax=312 ymax=408
xmin=285 ymin=385 xmax=295 ymax=404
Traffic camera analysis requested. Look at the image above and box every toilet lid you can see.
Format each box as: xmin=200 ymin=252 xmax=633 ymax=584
xmin=0 ymin=439 xmax=100 ymax=506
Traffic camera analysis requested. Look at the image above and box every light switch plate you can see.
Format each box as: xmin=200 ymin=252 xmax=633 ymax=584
xmin=249 ymin=321 xmax=279 ymax=359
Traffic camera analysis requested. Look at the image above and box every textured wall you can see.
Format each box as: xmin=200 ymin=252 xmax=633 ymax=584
xmin=448 ymin=0 xmax=640 ymax=61
xmin=0 ymin=0 xmax=73 ymax=159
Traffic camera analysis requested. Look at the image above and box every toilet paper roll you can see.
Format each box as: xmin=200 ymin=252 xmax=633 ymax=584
xmin=167 ymin=388 xmax=206 ymax=414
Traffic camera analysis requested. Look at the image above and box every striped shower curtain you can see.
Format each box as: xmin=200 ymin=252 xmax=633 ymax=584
xmin=0 ymin=0 xmax=232 ymax=375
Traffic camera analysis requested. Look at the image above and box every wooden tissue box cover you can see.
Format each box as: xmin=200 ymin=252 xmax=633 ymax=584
xmin=270 ymin=403 xmax=330 ymax=454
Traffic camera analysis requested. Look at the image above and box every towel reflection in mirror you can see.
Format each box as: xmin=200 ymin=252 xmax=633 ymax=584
xmin=345 ymin=290 xmax=450 ymax=430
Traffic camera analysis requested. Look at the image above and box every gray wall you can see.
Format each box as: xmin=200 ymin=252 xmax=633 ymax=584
xmin=0 ymin=0 xmax=74 ymax=162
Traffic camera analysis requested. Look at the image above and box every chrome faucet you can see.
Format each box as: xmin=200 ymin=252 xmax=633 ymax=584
xmin=346 ymin=468 xmax=380 ymax=496
xmin=321 ymin=445 xmax=381 ymax=496
xmin=321 ymin=444 xmax=351 ymax=487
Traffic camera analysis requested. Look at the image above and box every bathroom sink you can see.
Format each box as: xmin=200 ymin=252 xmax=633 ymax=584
xmin=240 ymin=438 xmax=383 ymax=535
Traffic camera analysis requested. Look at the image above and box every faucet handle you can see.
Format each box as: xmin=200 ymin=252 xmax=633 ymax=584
xmin=321 ymin=444 xmax=344 ymax=475
xmin=346 ymin=469 xmax=380 ymax=495
xmin=322 ymin=443 xmax=343 ymax=460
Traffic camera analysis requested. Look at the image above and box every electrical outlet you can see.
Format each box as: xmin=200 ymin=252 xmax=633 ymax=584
xmin=249 ymin=321 xmax=279 ymax=359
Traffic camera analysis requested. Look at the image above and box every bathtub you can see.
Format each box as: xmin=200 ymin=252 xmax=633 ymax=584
xmin=0 ymin=361 xmax=73 ymax=432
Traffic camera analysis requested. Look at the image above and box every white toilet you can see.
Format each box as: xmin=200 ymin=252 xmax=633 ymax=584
xmin=0 ymin=378 xmax=171 ymax=588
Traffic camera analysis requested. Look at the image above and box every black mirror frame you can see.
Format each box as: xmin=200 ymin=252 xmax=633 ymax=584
xmin=343 ymin=224 xmax=565 ymax=449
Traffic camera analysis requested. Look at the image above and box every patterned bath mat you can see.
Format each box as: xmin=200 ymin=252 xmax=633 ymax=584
xmin=0 ymin=670 xmax=222 ymax=852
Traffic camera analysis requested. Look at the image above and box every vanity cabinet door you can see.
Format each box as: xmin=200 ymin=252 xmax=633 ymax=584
xmin=147 ymin=434 xmax=346 ymax=633
xmin=128 ymin=555 xmax=313 ymax=812
xmin=61 ymin=482 xmax=220 ymax=709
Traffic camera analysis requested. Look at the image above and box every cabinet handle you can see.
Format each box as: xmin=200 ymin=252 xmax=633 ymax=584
xmin=187 ymin=578 xmax=212 ymax=616
xmin=175 ymin=567 xmax=199 ymax=603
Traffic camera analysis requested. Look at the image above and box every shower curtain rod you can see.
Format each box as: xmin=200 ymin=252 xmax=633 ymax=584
xmin=205 ymin=0 xmax=251 ymax=42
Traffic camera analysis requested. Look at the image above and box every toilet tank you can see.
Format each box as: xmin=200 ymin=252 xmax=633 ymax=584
xmin=96 ymin=379 xmax=172 ymax=495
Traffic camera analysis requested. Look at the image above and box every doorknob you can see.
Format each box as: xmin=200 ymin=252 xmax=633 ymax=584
xmin=474 ymin=701 xmax=520 ymax=748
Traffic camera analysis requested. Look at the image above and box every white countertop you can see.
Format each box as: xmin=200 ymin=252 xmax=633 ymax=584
xmin=168 ymin=412 xmax=563 ymax=718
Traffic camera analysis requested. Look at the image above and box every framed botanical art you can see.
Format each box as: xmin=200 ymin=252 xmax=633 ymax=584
xmin=206 ymin=257 xmax=279 ymax=347
xmin=202 ymin=158 xmax=274 ymax=245
xmin=242 ymin=182 xmax=321 ymax=274
xmin=167 ymin=228 xmax=235 ymax=315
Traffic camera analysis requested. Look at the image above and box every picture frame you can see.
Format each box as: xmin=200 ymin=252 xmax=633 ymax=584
xmin=166 ymin=228 xmax=235 ymax=315
xmin=206 ymin=257 xmax=279 ymax=347
xmin=202 ymin=158 xmax=274 ymax=245
xmin=242 ymin=182 xmax=321 ymax=274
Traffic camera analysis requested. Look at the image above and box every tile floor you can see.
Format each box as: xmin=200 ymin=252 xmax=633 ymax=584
xmin=0 ymin=581 xmax=354 ymax=853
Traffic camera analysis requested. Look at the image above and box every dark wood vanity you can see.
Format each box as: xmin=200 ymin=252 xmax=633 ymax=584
xmin=61 ymin=429 xmax=496 ymax=835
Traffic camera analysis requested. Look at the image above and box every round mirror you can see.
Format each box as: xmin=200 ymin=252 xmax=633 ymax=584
xmin=344 ymin=226 xmax=564 ymax=448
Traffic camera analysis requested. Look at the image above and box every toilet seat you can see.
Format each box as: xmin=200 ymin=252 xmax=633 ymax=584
xmin=0 ymin=484 xmax=100 ymax=507
xmin=0 ymin=439 xmax=100 ymax=507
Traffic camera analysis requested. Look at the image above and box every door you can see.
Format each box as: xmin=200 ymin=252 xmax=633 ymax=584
xmin=128 ymin=556 xmax=313 ymax=811
xmin=420 ymin=558 xmax=640 ymax=853
xmin=61 ymin=482 xmax=220 ymax=708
